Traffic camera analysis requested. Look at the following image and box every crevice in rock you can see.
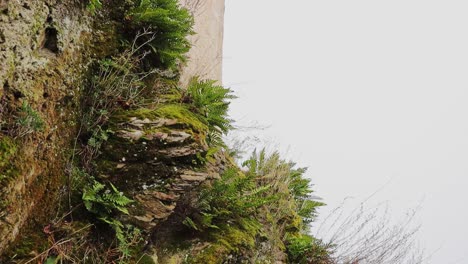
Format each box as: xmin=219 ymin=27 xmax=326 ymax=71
xmin=42 ymin=27 xmax=59 ymax=53
xmin=0 ymin=30 xmax=5 ymax=44
xmin=13 ymin=90 xmax=24 ymax=100
xmin=22 ymin=3 xmax=31 ymax=10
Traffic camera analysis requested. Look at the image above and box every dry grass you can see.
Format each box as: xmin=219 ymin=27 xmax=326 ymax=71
xmin=315 ymin=198 xmax=425 ymax=264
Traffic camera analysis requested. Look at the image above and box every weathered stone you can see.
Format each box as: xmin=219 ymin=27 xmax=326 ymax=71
xmin=117 ymin=129 xmax=145 ymax=141
xmin=152 ymin=191 xmax=179 ymax=201
xmin=166 ymin=131 xmax=191 ymax=143
xmin=180 ymin=172 xmax=208 ymax=182
xmin=128 ymin=117 xmax=178 ymax=128
xmin=0 ymin=0 xmax=96 ymax=252
xmin=158 ymin=145 xmax=202 ymax=157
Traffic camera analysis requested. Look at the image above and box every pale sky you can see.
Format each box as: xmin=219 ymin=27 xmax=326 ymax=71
xmin=223 ymin=1 xmax=468 ymax=263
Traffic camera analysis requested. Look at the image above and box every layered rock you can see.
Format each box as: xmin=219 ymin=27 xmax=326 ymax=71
xmin=96 ymin=108 xmax=225 ymax=234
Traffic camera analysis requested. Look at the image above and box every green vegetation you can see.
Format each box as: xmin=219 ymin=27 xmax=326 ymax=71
xmin=14 ymin=101 xmax=45 ymax=138
xmin=127 ymin=0 xmax=194 ymax=69
xmin=180 ymin=149 xmax=332 ymax=262
xmin=114 ymin=104 xmax=209 ymax=133
xmin=0 ymin=136 xmax=17 ymax=208
xmin=79 ymin=44 xmax=158 ymax=163
xmin=286 ymin=234 xmax=332 ymax=264
xmin=184 ymin=77 xmax=236 ymax=134
xmin=183 ymin=167 xmax=274 ymax=231
xmin=67 ymin=3 xmax=198 ymax=258
xmin=0 ymin=0 xmax=337 ymax=262
xmin=87 ymin=0 xmax=102 ymax=14
xmin=82 ymin=180 xmax=139 ymax=257
xmin=183 ymin=77 xmax=236 ymax=147
xmin=0 ymin=136 xmax=16 ymax=169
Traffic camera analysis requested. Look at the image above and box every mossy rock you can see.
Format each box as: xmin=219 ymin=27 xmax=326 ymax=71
xmin=0 ymin=136 xmax=18 ymax=186
xmin=0 ymin=136 xmax=16 ymax=168
xmin=190 ymin=225 xmax=258 ymax=264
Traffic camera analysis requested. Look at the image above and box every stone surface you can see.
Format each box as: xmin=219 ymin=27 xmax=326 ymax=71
xmin=0 ymin=0 xmax=97 ymax=252
xmin=99 ymin=113 xmax=216 ymax=232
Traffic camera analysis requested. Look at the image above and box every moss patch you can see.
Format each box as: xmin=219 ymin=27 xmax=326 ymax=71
xmin=190 ymin=223 xmax=259 ymax=264
xmin=0 ymin=136 xmax=17 ymax=186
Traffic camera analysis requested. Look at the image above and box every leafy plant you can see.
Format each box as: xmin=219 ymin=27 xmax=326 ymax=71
xmin=286 ymin=234 xmax=333 ymax=264
xmin=14 ymin=101 xmax=45 ymax=138
xmin=184 ymin=77 xmax=236 ymax=135
xmin=87 ymin=0 xmax=102 ymax=14
xmin=80 ymin=38 xmax=157 ymax=162
xmin=126 ymin=0 xmax=194 ymax=69
xmin=82 ymin=180 xmax=133 ymax=216
xmin=242 ymin=149 xmax=324 ymax=225
xmin=82 ymin=48 xmax=149 ymax=132
xmin=184 ymin=168 xmax=275 ymax=231
xmin=82 ymin=180 xmax=137 ymax=257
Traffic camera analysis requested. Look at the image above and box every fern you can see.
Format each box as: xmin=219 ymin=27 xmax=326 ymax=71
xmin=187 ymin=168 xmax=274 ymax=232
xmin=185 ymin=77 xmax=236 ymax=135
xmin=82 ymin=180 xmax=133 ymax=216
xmin=127 ymin=0 xmax=194 ymax=69
xmin=82 ymin=180 xmax=136 ymax=256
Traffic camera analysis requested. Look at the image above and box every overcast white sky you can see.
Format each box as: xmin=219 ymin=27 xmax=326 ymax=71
xmin=223 ymin=0 xmax=468 ymax=263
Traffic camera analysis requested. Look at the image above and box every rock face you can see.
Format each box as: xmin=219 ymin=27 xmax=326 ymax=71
xmin=179 ymin=0 xmax=225 ymax=86
xmin=97 ymin=111 xmax=223 ymax=232
xmin=0 ymin=0 xmax=96 ymax=252
xmin=0 ymin=0 xmax=228 ymax=259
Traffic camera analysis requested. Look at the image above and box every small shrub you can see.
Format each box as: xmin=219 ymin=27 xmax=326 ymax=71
xmin=80 ymin=41 xmax=156 ymax=162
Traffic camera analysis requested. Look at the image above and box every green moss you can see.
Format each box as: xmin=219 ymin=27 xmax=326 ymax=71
xmin=136 ymin=254 xmax=157 ymax=264
xmin=0 ymin=136 xmax=16 ymax=167
xmin=214 ymin=226 xmax=255 ymax=251
xmin=191 ymin=224 xmax=258 ymax=263
xmin=285 ymin=212 xmax=303 ymax=233
xmin=0 ymin=136 xmax=18 ymax=186
xmin=191 ymin=244 xmax=227 ymax=264
xmin=3 ymin=232 xmax=48 ymax=261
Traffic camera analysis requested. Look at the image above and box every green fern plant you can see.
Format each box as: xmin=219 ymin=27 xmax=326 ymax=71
xmin=243 ymin=149 xmax=324 ymax=223
xmin=184 ymin=168 xmax=275 ymax=231
xmin=183 ymin=77 xmax=236 ymax=144
xmin=82 ymin=180 xmax=133 ymax=215
xmin=286 ymin=234 xmax=333 ymax=264
xmin=127 ymin=0 xmax=194 ymax=69
xmin=82 ymin=180 xmax=136 ymax=256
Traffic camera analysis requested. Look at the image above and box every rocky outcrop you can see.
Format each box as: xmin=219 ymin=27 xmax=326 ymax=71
xmin=0 ymin=0 xmax=98 ymax=252
xmin=0 ymin=0 xmax=229 ymax=260
xmin=96 ymin=109 xmax=225 ymax=234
